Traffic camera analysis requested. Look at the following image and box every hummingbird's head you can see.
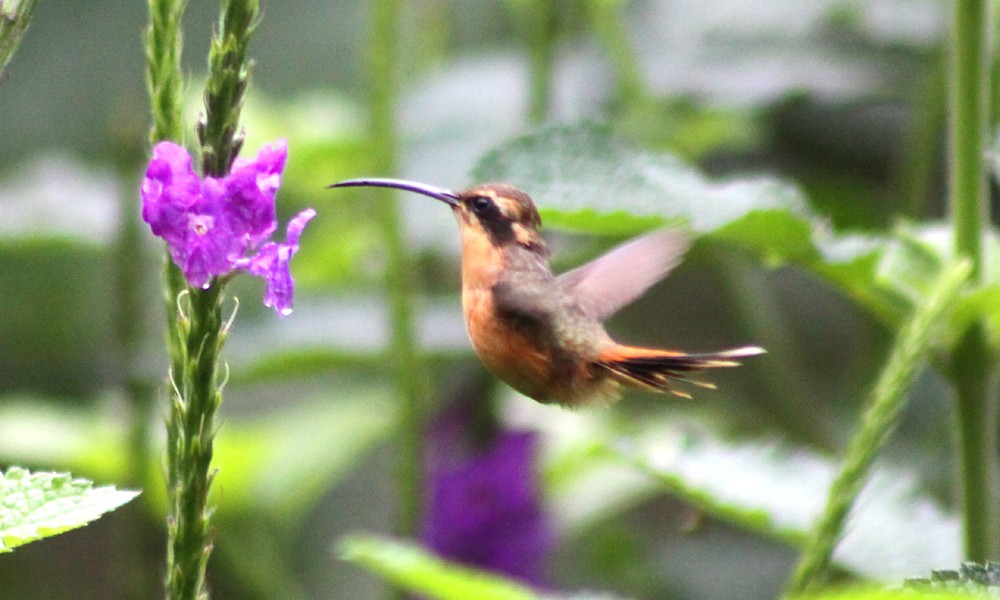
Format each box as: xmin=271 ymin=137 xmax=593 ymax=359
xmin=328 ymin=178 xmax=545 ymax=251
xmin=453 ymin=183 xmax=543 ymax=251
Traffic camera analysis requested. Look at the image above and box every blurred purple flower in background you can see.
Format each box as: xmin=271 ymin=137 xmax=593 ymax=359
xmin=422 ymin=400 xmax=553 ymax=587
xmin=140 ymin=139 xmax=314 ymax=315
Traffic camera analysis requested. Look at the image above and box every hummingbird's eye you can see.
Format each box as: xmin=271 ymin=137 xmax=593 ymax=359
xmin=469 ymin=196 xmax=495 ymax=216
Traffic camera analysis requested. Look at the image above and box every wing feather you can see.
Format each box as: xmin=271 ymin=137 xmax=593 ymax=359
xmin=556 ymin=229 xmax=690 ymax=321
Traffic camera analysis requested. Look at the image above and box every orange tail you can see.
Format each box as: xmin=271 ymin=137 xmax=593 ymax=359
xmin=595 ymin=344 xmax=765 ymax=398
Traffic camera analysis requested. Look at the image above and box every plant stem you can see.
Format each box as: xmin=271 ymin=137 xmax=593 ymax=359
xmin=166 ymin=284 xmax=226 ymax=600
xmin=146 ymin=0 xmax=185 ymax=145
xmin=198 ymin=0 xmax=258 ymax=177
xmin=948 ymin=0 xmax=997 ymax=562
xmin=951 ymin=322 xmax=997 ymax=562
xmin=145 ymin=2 xmax=193 ymax=595
xmin=527 ymin=2 xmax=557 ymax=124
xmin=146 ymin=0 xmax=189 ymax=410
xmin=505 ymin=0 xmax=558 ymax=124
xmin=585 ymin=0 xmax=645 ymax=106
xmin=785 ymin=261 xmax=970 ymax=596
xmin=951 ymin=0 xmax=988 ymax=282
xmin=368 ymin=0 xmax=426 ymax=541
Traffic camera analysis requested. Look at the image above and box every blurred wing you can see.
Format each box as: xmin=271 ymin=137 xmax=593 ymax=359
xmin=557 ymin=229 xmax=690 ymax=321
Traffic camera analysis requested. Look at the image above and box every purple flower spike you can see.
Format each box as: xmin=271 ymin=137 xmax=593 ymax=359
xmin=140 ymin=140 xmax=314 ymax=314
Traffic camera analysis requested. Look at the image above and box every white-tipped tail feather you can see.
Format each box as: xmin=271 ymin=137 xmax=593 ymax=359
xmin=595 ymin=345 xmax=766 ymax=398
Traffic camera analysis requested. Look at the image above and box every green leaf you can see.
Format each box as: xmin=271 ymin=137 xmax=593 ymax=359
xmin=339 ymin=534 xmax=540 ymax=600
xmin=471 ymin=122 xmax=811 ymax=235
xmin=606 ymin=423 xmax=960 ymax=581
xmin=0 ymin=466 xmax=138 ymax=552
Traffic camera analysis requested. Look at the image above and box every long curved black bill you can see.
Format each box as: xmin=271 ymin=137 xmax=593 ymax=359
xmin=329 ymin=177 xmax=460 ymax=206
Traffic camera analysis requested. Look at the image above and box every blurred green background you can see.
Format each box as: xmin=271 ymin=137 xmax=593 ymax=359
xmin=0 ymin=1 xmax=963 ymax=598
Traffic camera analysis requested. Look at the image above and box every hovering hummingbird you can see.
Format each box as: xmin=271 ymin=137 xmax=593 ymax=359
xmin=329 ymin=178 xmax=764 ymax=407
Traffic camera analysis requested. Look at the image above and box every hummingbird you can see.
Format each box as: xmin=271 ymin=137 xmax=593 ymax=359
xmin=329 ymin=178 xmax=764 ymax=407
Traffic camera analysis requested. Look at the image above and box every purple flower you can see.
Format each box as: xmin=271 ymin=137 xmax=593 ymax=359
xmin=141 ymin=139 xmax=315 ymax=315
xmin=234 ymin=208 xmax=315 ymax=316
xmin=422 ymin=403 xmax=552 ymax=587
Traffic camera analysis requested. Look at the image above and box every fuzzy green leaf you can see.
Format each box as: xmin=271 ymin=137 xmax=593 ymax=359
xmin=0 ymin=467 xmax=138 ymax=552
xmin=472 ymin=123 xmax=810 ymax=236
xmin=607 ymin=425 xmax=960 ymax=581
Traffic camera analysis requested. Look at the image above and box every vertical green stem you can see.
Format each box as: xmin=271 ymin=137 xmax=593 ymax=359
xmin=368 ymin=0 xmax=425 ymax=541
xmin=505 ymin=0 xmax=559 ymax=124
xmin=948 ymin=0 xmax=997 ymax=563
xmin=146 ymin=0 xmax=185 ymax=145
xmin=785 ymin=262 xmax=970 ymax=596
xmin=146 ymin=0 xmax=187 ymax=380
xmin=166 ymin=285 xmax=226 ymax=600
xmin=145 ymin=4 xmax=191 ymax=593
xmin=951 ymin=0 xmax=988 ymax=281
xmin=951 ymin=323 xmax=997 ymax=562
xmin=527 ymin=2 xmax=557 ymax=124
xmin=585 ymin=0 xmax=645 ymax=105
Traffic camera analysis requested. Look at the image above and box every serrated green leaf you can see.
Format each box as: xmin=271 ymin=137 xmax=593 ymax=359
xmin=606 ymin=424 xmax=960 ymax=581
xmin=0 ymin=467 xmax=138 ymax=552
xmin=339 ymin=534 xmax=540 ymax=600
